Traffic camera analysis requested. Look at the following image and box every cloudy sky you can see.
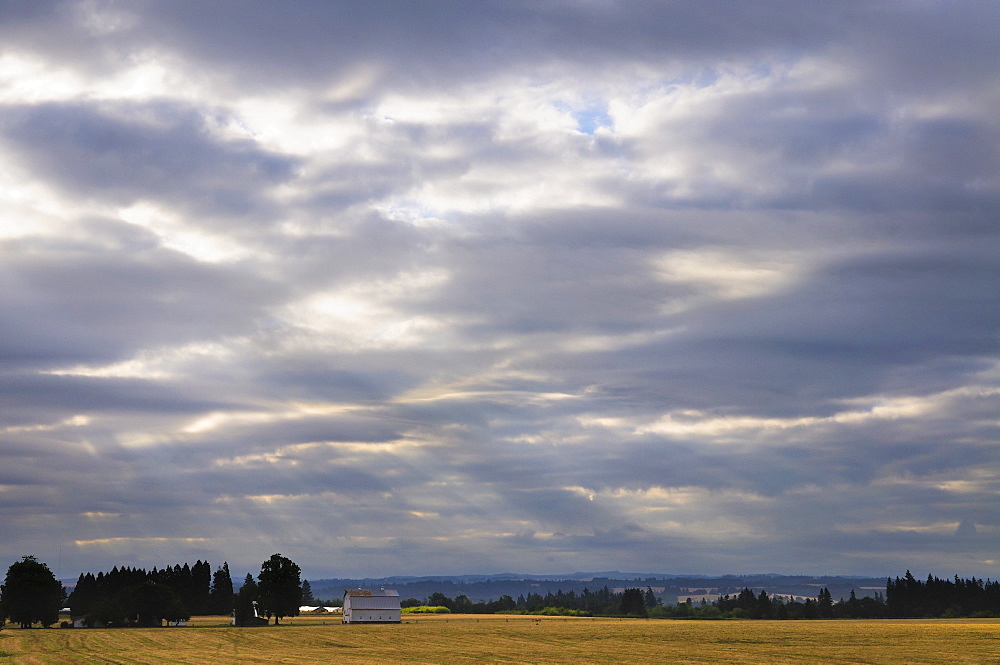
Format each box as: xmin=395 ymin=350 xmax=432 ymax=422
xmin=2 ymin=1 xmax=998 ymax=582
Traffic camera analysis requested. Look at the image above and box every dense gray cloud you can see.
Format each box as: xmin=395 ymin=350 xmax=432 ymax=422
xmin=0 ymin=101 xmax=298 ymax=219
xmin=1 ymin=1 xmax=998 ymax=581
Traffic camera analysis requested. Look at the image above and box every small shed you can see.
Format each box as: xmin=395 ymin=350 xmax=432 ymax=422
xmin=342 ymin=588 xmax=401 ymax=623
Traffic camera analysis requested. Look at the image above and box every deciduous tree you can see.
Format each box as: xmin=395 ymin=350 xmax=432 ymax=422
xmin=0 ymin=556 xmax=64 ymax=628
xmin=257 ymin=554 xmax=301 ymax=625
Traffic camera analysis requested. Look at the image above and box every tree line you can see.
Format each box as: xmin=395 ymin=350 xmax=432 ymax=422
xmin=68 ymin=559 xmax=219 ymax=625
xmin=400 ymin=571 xmax=1000 ymax=620
xmin=403 ymin=585 xmax=886 ymax=619
xmin=0 ymin=553 xmax=305 ymax=628
xmin=673 ymin=587 xmax=886 ymax=619
xmin=886 ymin=571 xmax=1000 ymax=618
xmin=406 ymin=586 xmax=682 ymax=617
xmin=6 ymin=557 xmax=1000 ymax=627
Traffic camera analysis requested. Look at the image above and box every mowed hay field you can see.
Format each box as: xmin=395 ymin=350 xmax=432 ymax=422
xmin=3 ymin=614 xmax=1000 ymax=664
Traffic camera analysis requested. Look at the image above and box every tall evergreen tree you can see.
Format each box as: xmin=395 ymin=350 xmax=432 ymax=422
xmin=620 ymin=588 xmax=647 ymax=616
xmin=301 ymin=579 xmax=316 ymax=605
xmin=233 ymin=574 xmax=260 ymax=626
xmin=209 ymin=562 xmax=234 ymax=615
xmin=755 ymin=590 xmax=773 ymax=619
xmin=736 ymin=587 xmax=757 ymax=613
xmin=192 ymin=560 xmax=212 ymax=615
xmin=68 ymin=572 xmax=98 ymax=618
xmin=176 ymin=563 xmax=194 ymax=613
xmin=817 ymin=587 xmax=833 ymax=618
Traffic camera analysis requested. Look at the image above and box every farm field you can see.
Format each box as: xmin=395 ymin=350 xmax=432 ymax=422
xmin=2 ymin=614 xmax=999 ymax=664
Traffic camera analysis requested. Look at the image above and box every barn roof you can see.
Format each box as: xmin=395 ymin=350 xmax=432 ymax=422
xmin=345 ymin=589 xmax=372 ymax=597
xmin=346 ymin=595 xmax=400 ymax=611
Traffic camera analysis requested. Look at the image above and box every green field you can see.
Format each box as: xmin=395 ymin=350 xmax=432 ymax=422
xmin=2 ymin=614 xmax=999 ymax=664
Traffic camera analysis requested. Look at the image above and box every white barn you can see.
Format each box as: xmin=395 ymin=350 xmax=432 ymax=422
xmin=342 ymin=588 xmax=401 ymax=624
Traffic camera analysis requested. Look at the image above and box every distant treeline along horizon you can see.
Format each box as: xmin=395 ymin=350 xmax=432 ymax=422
xmin=3 ymin=555 xmax=1000 ymax=628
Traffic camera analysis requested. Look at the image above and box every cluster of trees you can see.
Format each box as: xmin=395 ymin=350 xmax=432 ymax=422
xmin=67 ymin=560 xmax=232 ymax=625
xmin=1 ymin=553 xmax=304 ymax=629
xmin=887 ymin=571 xmax=1000 ymax=618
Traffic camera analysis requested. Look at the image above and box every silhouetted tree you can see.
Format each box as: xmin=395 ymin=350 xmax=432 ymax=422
xmin=817 ymin=587 xmax=833 ymax=618
xmin=620 ymin=588 xmax=647 ymax=616
xmin=233 ymin=574 xmax=260 ymax=626
xmin=257 ymin=554 xmax=301 ymax=625
xmin=754 ymin=590 xmax=773 ymax=619
xmin=1 ymin=556 xmax=64 ymax=628
xmin=68 ymin=572 xmax=97 ymax=618
xmin=191 ymin=560 xmax=211 ymax=614
xmin=209 ymin=562 xmax=234 ymax=615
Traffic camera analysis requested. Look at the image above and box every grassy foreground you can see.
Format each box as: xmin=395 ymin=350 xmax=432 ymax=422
xmin=2 ymin=614 xmax=1000 ymax=664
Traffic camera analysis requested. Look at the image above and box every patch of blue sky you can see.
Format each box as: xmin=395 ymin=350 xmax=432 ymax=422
xmin=574 ymin=107 xmax=612 ymax=135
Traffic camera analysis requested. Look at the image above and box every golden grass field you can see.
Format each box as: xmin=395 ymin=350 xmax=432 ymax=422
xmin=2 ymin=614 xmax=1000 ymax=664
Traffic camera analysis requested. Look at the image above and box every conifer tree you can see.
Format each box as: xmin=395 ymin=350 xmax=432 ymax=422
xmin=301 ymin=579 xmax=316 ymax=605
xmin=233 ymin=574 xmax=260 ymax=626
xmin=818 ymin=587 xmax=833 ymax=618
xmin=620 ymin=588 xmax=647 ymax=616
xmin=209 ymin=562 xmax=234 ymax=615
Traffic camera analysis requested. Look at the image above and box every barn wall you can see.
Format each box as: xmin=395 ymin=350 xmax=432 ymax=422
xmin=347 ymin=609 xmax=401 ymax=623
xmin=342 ymin=590 xmax=401 ymax=623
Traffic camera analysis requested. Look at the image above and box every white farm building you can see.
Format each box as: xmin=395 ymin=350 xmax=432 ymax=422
xmin=342 ymin=588 xmax=401 ymax=623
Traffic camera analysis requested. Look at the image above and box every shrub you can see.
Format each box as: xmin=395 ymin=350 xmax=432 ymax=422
xmin=401 ymin=606 xmax=451 ymax=614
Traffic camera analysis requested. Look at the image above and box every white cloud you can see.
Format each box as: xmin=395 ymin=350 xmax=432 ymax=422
xmin=44 ymin=341 xmax=239 ymax=380
xmin=652 ymin=248 xmax=803 ymax=303
xmin=635 ymin=387 xmax=996 ymax=442
xmin=279 ymin=269 xmax=454 ymax=350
